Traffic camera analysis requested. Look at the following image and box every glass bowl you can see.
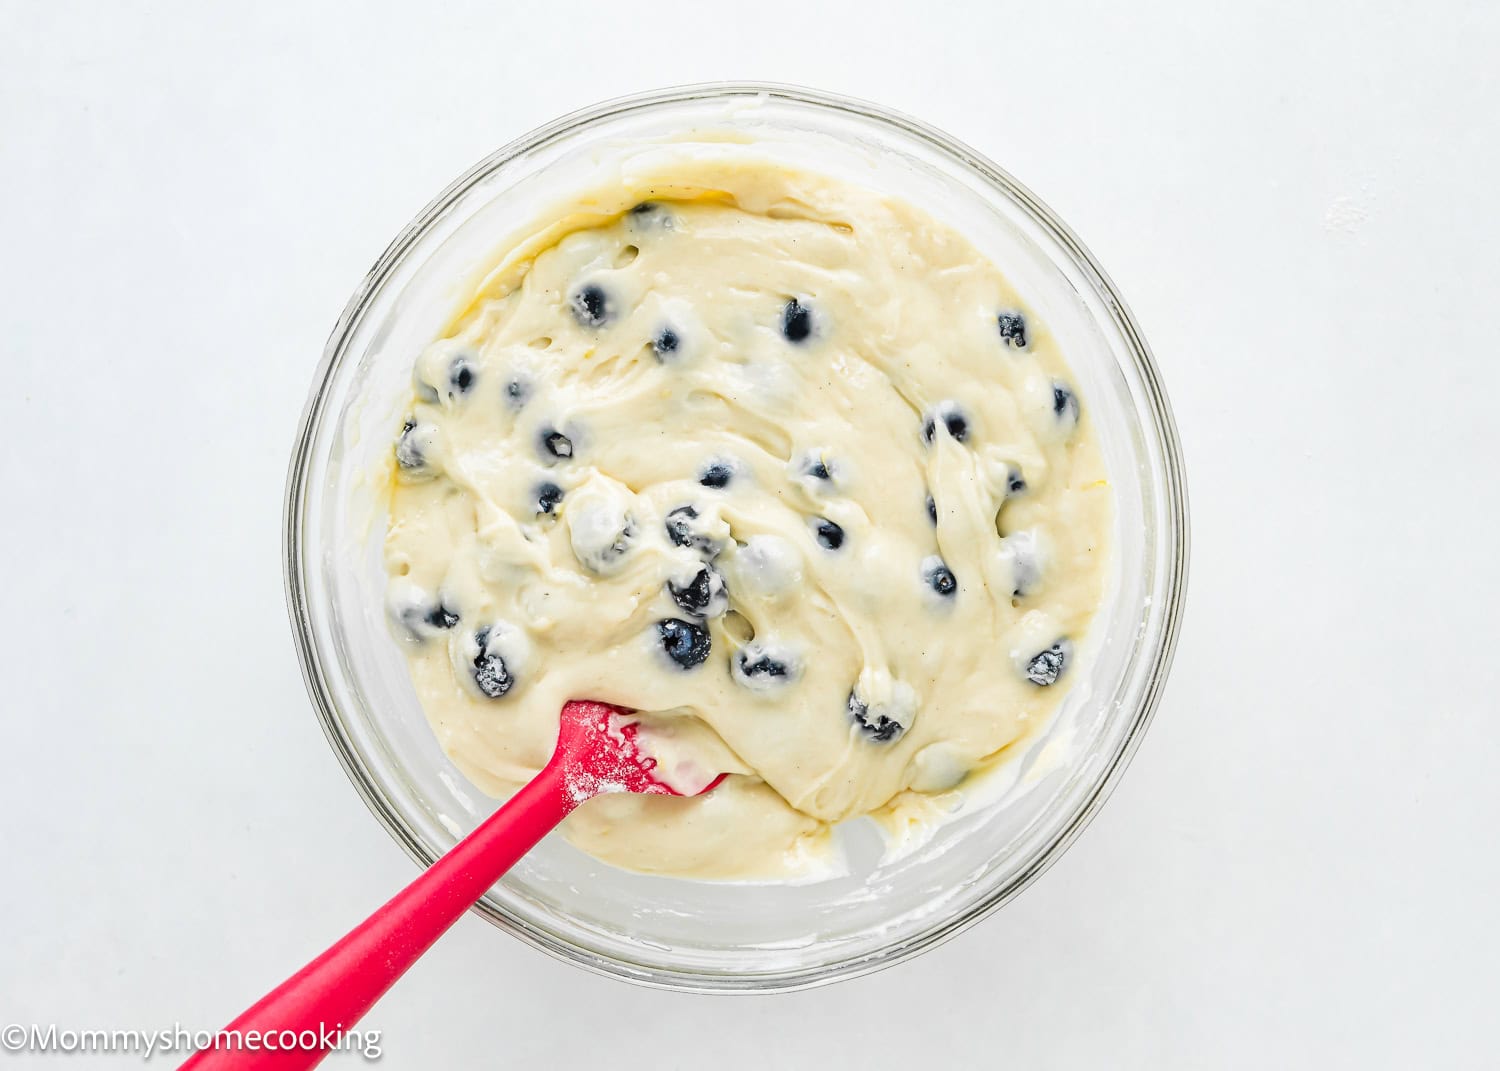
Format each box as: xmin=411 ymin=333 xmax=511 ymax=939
xmin=283 ymin=82 xmax=1189 ymax=992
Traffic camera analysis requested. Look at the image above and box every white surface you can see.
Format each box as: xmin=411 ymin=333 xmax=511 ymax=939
xmin=2 ymin=1 xmax=1496 ymax=1067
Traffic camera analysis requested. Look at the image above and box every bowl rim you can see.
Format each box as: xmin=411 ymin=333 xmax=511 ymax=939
xmin=284 ymin=80 xmax=1191 ymax=993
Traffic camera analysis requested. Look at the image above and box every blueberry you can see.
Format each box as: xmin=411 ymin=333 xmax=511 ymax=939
xmin=848 ymin=692 xmax=905 ymax=743
xmin=471 ymin=626 xmax=514 ymax=699
xmin=424 ymin=602 xmax=460 ymax=629
xmin=1052 ymin=381 xmax=1080 ymax=426
xmin=390 ymin=581 xmax=468 ymax=643
xmin=997 ymin=310 xmax=1028 ymax=349
xmin=782 ymin=298 xmax=814 ymax=343
xmin=1007 ymin=467 xmax=1027 ymax=496
xmin=572 ymin=502 xmax=637 ymax=573
xmin=540 ymin=428 xmax=573 ymax=461
xmin=394 ymin=590 xmax=456 ymax=639
xmin=535 ymin=482 xmax=564 ymax=516
xmin=665 ymin=505 xmax=699 ymax=547
xmin=738 ymin=651 xmax=789 ymax=680
xmin=628 ymin=201 xmax=673 ymax=230
xmin=814 ymin=518 xmax=844 ymax=551
xmin=449 ymin=357 xmax=475 ymax=395
xmin=925 ymin=494 xmax=938 ymax=525
xmin=505 ymin=378 xmax=531 ymax=409
xmin=668 ymin=565 xmax=728 ymax=619
xmin=602 ymin=518 xmax=636 ymax=564
xmin=664 ymin=505 xmax=723 ymax=556
xmin=1025 ymin=642 xmax=1068 ymax=686
xmin=794 ymin=451 xmax=838 ymax=491
xmin=923 ymin=402 xmax=969 ymax=445
xmin=570 ymin=283 xmax=612 ymax=327
xmin=657 ymin=618 xmax=711 ymax=669
xmin=652 ymin=327 xmax=680 ymax=360
xmin=699 ymin=461 xmax=734 ymax=489
xmin=395 ymin=419 xmax=426 ymax=470
xmin=731 ymin=641 xmax=801 ymax=692
xmin=922 ymin=557 xmax=957 ymax=597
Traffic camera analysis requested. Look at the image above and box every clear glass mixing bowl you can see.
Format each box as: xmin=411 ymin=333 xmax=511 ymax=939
xmin=284 ymin=83 xmax=1189 ymax=992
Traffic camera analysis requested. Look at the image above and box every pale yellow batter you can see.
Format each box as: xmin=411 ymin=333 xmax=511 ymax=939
xmin=383 ymin=158 xmax=1111 ymax=880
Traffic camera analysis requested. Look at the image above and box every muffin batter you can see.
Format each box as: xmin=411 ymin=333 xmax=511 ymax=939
xmin=383 ymin=157 xmax=1111 ymax=880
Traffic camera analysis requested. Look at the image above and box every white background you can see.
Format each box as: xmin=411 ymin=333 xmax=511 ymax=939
xmin=2 ymin=1 xmax=1497 ymax=1068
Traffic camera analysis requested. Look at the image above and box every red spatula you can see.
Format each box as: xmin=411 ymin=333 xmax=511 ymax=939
xmin=182 ymin=700 xmax=722 ymax=1070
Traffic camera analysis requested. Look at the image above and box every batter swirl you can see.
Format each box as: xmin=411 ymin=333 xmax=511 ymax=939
xmin=383 ymin=158 xmax=1111 ymax=879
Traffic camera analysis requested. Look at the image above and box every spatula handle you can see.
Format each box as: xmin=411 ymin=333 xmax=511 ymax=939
xmin=181 ymin=759 xmax=574 ymax=1069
